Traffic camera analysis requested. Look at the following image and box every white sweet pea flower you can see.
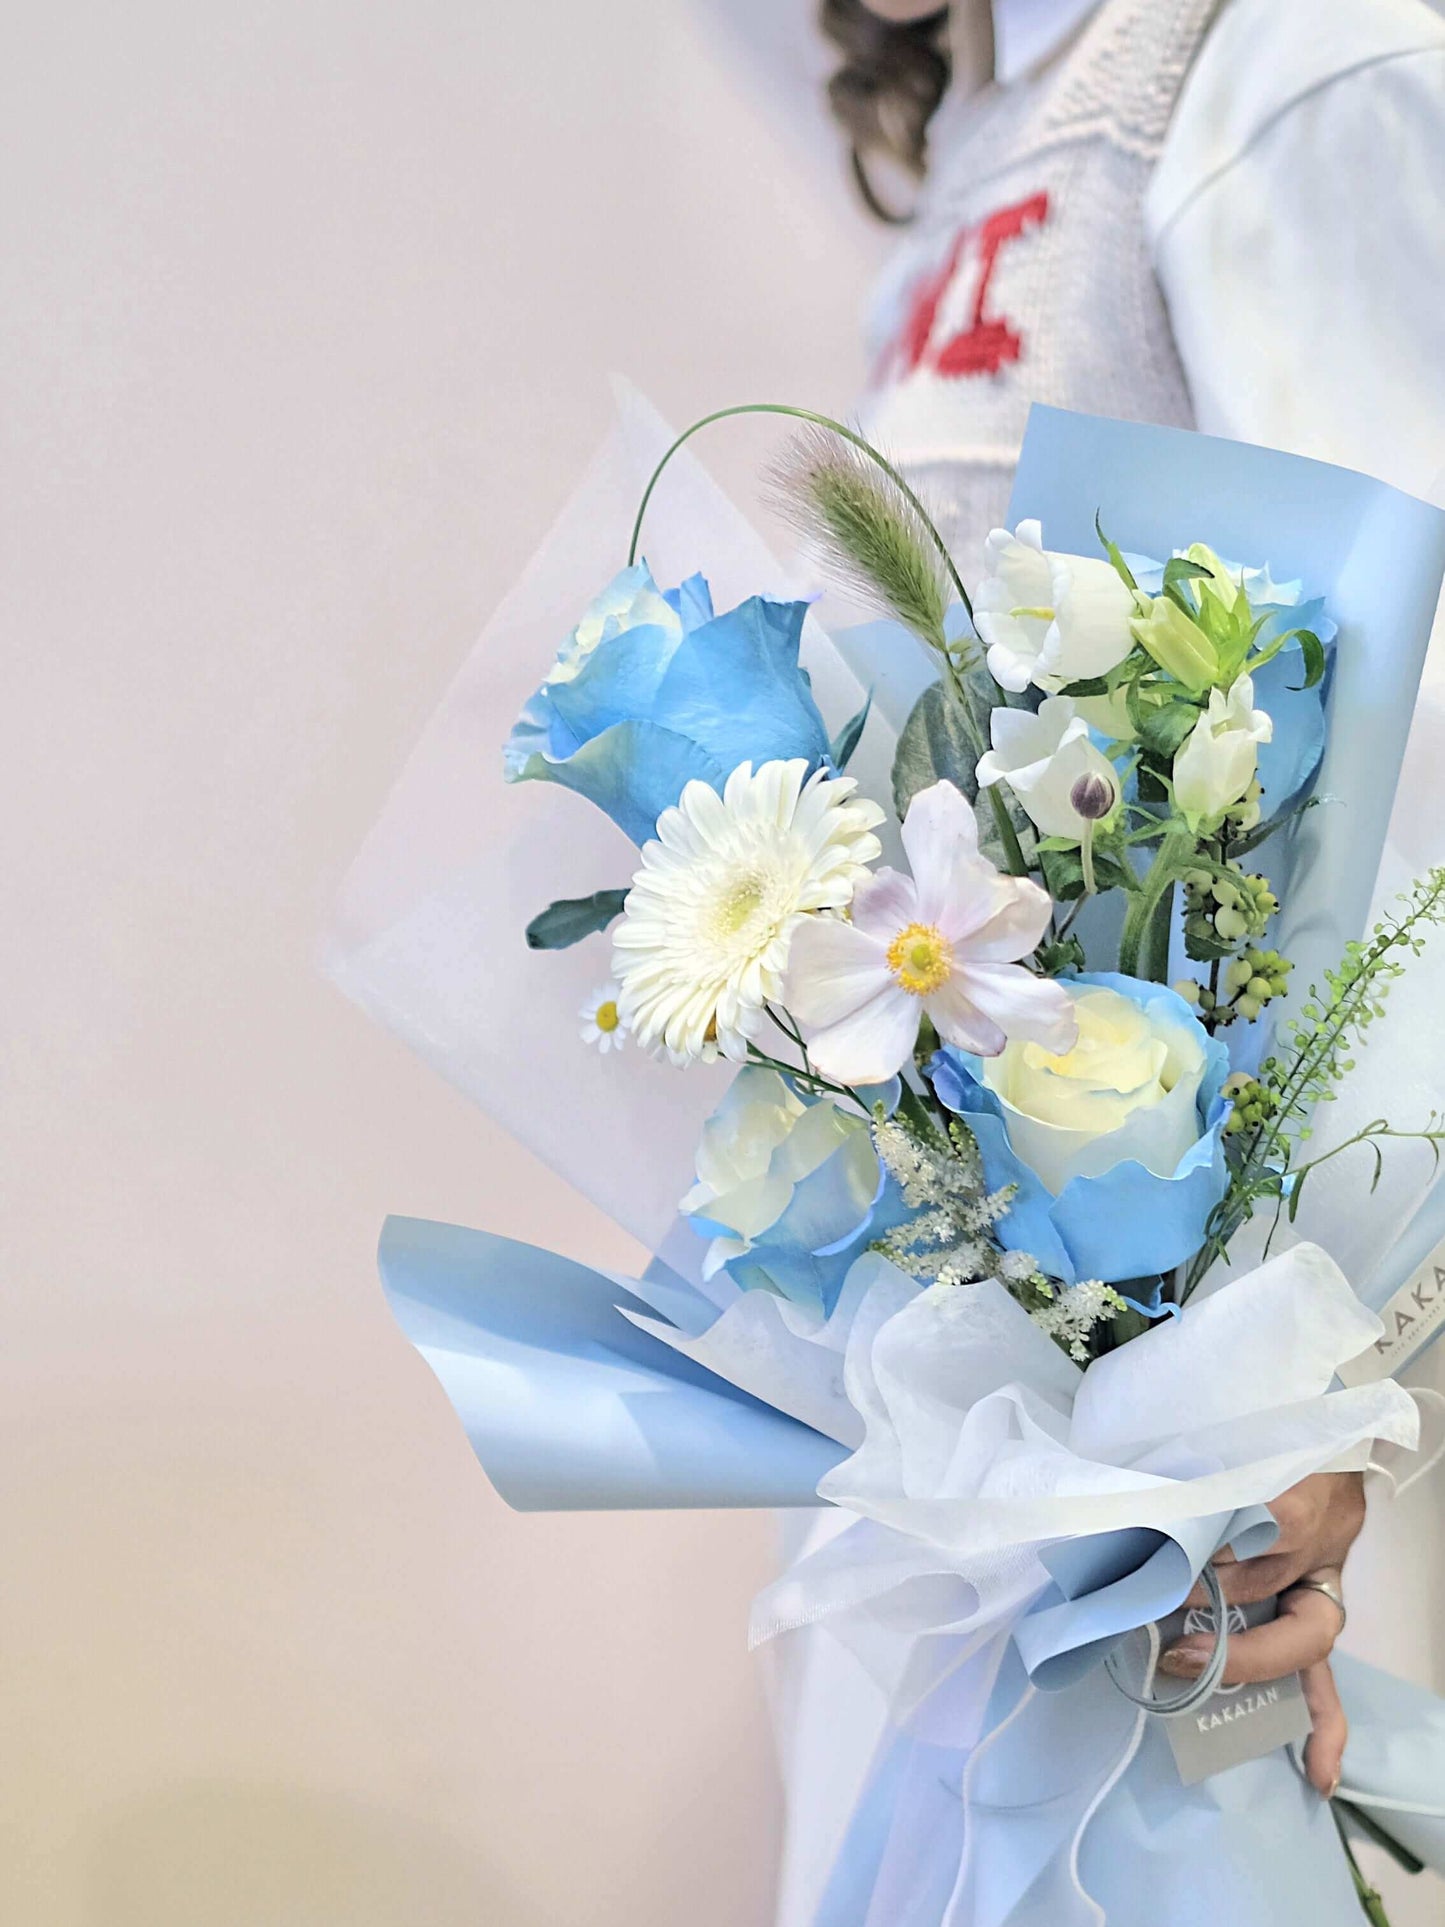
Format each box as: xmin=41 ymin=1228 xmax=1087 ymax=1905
xmin=975 ymin=522 xmax=1137 ymax=695
xmin=973 ymin=520 xmax=1055 ymax=693
xmin=1172 ymin=674 xmax=1273 ymax=826
xmin=1043 ymin=551 xmax=1138 ymax=687
xmin=976 ymin=696 xmax=1120 ymax=844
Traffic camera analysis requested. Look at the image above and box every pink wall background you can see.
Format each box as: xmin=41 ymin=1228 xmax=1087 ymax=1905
xmin=0 ymin=5 xmax=883 ymax=1921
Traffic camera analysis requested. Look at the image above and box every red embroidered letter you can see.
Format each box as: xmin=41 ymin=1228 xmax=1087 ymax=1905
xmin=888 ymin=191 xmax=1050 ymax=384
xmin=933 ymin=192 xmax=1049 ymax=378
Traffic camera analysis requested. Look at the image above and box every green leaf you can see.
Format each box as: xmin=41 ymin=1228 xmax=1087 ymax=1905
xmin=1231 ymin=793 xmax=1318 ymax=857
xmin=830 ymin=691 xmax=872 ymax=770
xmin=1139 ymin=698 xmax=1201 ymax=762
xmin=892 ymin=681 xmax=1028 ymax=872
xmin=1184 ymin=923 xmax=1240 ymax=965
xmin=1039 ymin=843 xmax=1135 ymax=902
xmin=891 ymin=681 xmax=978 ymax=816
xmin=1036 ymin=934 xmax=1086 ymax=977
xmin=525 ymin=888 xmax=630 ymax=950
xmin=1291 ymin=628 xmax=1326 ymax=690
xmin=1056 ymin=674 xmax=1112 ymax=699
xmin=1163 ymin=556 xmax=1215 ymax=593
xmin=1247 ymin=625 xmax=1326 ymax=690
xmin=1095 ymin=513 xmax=1139 ymax=593
xmin=1162 ymin=558 xmax=1217 ymax=620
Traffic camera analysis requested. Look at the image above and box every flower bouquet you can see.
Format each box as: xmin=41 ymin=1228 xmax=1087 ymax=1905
xmin=329 ymin=391 xmax=1445 ymax=1926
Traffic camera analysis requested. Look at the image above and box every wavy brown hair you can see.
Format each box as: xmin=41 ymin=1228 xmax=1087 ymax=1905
xmin=819 ymin=0 xmax=952 ymax=222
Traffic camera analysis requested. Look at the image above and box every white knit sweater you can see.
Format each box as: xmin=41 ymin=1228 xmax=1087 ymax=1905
xmin=860 ymin=0 xmax=1221 ymax=555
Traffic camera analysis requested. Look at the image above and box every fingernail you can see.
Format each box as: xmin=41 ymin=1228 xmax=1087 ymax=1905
xmin=1328 ymin=1774 xmax=1341 ymax=1801
xmin=1158 ymin=1643 xmax=1209 ymax=1679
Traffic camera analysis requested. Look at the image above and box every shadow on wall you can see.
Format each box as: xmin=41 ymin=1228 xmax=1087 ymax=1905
xmin=82 ymin=1781 xmax=545 ymax=1927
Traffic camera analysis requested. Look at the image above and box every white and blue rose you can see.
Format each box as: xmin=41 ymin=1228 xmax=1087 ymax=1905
xmin=930 ymin=973 xmax=1231 ymax=1285
xmin=681 ymin=1067 xmax=905 ymax=1316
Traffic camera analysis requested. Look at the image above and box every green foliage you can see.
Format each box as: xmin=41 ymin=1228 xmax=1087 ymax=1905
xmin=524 ymin=888 xmax=629 ymax=950
xmin=1036 ymin=934 xmax=1087 ymax=977
xmin=1095 ymin=513 xmax=1139 ymax=593
xmin=1137 ymin=698 xmax=1199 ymax=762
xmin=830 ymin=692 xmax=872 ymax=770
xmin=891 ymin=682 xmax=1030 ymax=874
xmin=891 ymin=681 xmax=976 ymax=817
xmin=1257 ymin=867 xmax=1445 ymax=1149
xmin=1039 ymin=839 xmax=1136 ymax=903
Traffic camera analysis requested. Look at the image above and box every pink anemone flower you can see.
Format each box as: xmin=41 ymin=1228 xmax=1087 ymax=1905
xmin=784 ymin=781 xmax=1078 ymax=1086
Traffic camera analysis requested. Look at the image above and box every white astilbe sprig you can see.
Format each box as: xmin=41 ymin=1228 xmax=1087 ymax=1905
xmin=1030 ymin=1279 xmax=1129 ymax=1364
xmin=870 ymin=1112 xmax=1017 ymax=1290
xmin=871 ymin=1108 xmax=1126 ymax=1361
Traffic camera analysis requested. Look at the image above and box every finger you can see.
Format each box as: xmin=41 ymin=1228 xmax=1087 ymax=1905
xmin=1159 ymin=1588 xmax=1341 ymax=1685
xmin=1184 ymin=1552 xmax=1305 ymax=1610
xmin=1301 ymin=1659 xmax=1349 ymax=1798
xmin=1272 ymin=1473 xmax=1365 ymax=1565
xmin=1267 ymin=1483 xmax=1315 ymax=1551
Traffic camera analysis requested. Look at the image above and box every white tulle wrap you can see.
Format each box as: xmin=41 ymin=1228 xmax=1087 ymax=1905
xmin=627 ymin=1238 xmax=1425 ymax=1925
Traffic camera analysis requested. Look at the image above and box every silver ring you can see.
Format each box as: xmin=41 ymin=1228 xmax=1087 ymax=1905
xmin=1104 ymin=1562 xmax=1231 ymax=1718
xmin=1286 ymin=1572 xmax=1346 ymax=1632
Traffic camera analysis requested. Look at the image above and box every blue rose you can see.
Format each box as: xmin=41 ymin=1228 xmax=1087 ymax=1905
xmin=930 ymin=973 xmax=1230 ymax=1285
xmin=680 ymin=1067 xmax=906 ymax=1316
xmin=504 ymin=562 xmax=832 ymax=845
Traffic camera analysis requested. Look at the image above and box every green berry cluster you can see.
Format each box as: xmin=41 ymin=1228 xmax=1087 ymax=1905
xmin=1183 ymin=865 xmax=1279 ymax=954
xmin=1223 ymin=778 xmax=1264 ymax=836
xmin=1221 ymin=1071 xmax=1278 ymax=1137
xmin=1175 ymin=948 xmax=1292 ymax=1026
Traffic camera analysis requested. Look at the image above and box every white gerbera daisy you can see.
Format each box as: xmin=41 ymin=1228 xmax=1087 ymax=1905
xmin=580 ymin=982 xmax=627 ymax=1054
xmin=613 ymin=759 xmax=885 ymax=1065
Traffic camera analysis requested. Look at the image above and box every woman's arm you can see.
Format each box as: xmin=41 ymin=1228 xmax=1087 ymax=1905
xmin=1147 ymin=0 xmax=1445 ymax=495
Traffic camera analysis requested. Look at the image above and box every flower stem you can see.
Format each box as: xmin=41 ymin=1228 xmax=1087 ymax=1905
xmin=745 ymin=1042 xmax=867 ymax=1115
xmin=1079 ymin=821 xmax=1097 ymax=899
xmin=1118 ymin=826 xmax=1196 ymax=982
xmin=1331 ymin=1802 xmax=1394 ymax=1927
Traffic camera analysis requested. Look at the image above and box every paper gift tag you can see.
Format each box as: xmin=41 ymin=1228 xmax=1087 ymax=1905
xmin=1338 ymin=1243 xmax=1445 ymax=1385
xmin=1158 ymin=1596 xmax=1312 ymax=1787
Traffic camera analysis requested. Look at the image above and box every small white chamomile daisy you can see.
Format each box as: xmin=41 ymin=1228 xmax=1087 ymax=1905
xmin=580 ymin=983 xmax=627 ymax=1054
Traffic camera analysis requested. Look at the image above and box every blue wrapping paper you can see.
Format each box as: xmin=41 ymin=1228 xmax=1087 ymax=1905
xmin=380 ymin=1216 xmax=845 ymax=1509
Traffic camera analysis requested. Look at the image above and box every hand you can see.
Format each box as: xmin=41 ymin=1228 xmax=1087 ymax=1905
xmin=1157 ymin=1471 xmax=1365 ymax=1796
